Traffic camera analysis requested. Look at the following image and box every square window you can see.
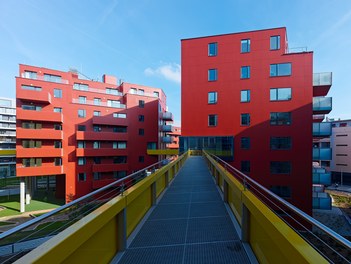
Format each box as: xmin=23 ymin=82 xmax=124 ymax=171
xmin=208 ymin=69 xmax=217 ymax=81
xmin=241 ymin=113 xmax=250 ymax=126
xmin=93 ymin=125 xmax=101 ymax=132
xmin=54 ymin=158 xmax=62 ymax=166
xmin=93 ymin=172 xmax=101 ymax=180
xmin=241 ymin=161 xmax=250 ymax=173
xmin=139 ymin=100 xmax=145 ymax=108
xmin=241 ymin=66 xmax=250 ymax=79
xmin=241 ymin=39 xmax=250 ymax=53
xmin=78 ymin=96 xmax=86 ymax=104
xmin=94 ymin=98 xmax=101 ymax=105
xmin=54 ymin=89 xmax=62 ymax=98
xmin=54 ymin=141 xmax=62 ymax=148
xmin=78 ymin=109 xmax=86 ymax=118
xmin=241 ymin=137 xmax=250 ymax=149
xmin=78 ymin=157 xmax=86 ymax=165
xmin=153 ymin=91 xmax=159 ymax=97
xmin=139 ymin=115 xmax=145 ymax=122
xmin=93 ymin=111 xmax=101 ymax=116
xmin=208 ymin=92 xmax=218 ymax=104
xmin=147 ymin=142 xmax=157 ymax=149
xmin=208 ymin=42 xmax=218 ymax=56
xmin=54 ymin=107 xmax=62 ymax=113
xmin=208 ymin=114 xmax=217 ymax=127
xmin=270 ymin=88 xmax=291 ymax=101
xmin=93 ymin=141 xmax=100 ymax=149
xmin=139 ymin=128 xmax=144 ymax=135
xmin=77 ymin=141 xmax=85 ymax=148
xmin=77 ymin=125 xmax=86 ymax=131
xmin=270 ymin=63 xmax=291 ymax=77
xmin=270 ymin=35 xmax=280 ymax=50
xmin=78 ymin=173 xmax=86 ymax=181
xmin=240 ymin=90 xmax=250 ymax=102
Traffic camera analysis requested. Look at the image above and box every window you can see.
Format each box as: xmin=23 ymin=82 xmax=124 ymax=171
xmin=270 ymin=161 xmax=291 ymax=174
xmin=270 ymin=63 xmax=291 ymax=77
xmin=22 ymin=140 xmax=41 ymax=148
xmin=241 ymin=137 xmax=250 ymax=149
xmin=78 ymin=173 xmax=86 ymax=181
xmin=107 ymin=100 xmax=121 ymax=108
xmin=208 ymin=115 xmax=218 ymax=127
xmin=44 ymin=74 xmax=62 ymax=83
xmin=208 ymin=69 xmax=217 ymax=81
xmin=113 ymin=113 xmax=127 ymax=118
xmin=93 ymin=125 xmax=102 ymax=132
xmin=241 ymin=161 xmax=250 ymax=173
xmin=78 ymin=109 xmax=86 ymax=118
xmin=270 ymin=88 xmax=291 ymax=101
xmin=139 ymin=128 xmax=144 ymax=135
xmin=113 ymin=141 xmax=127 ymax=149
xmin=270 ymin=186 xmax=291 ymax=198
xmin=93 ymin=172 xmax=101 ymax=180
xmin=153 ymin=91 xmax=159 ymax=97
xmin=241 ymin=113 xmax=250 ymax=126
xmin=74 ymin=83 xmax=89 ymax=91
xmin=270 ymin=112 xmax=291 ymax=125
xmin=78 ymin=125 xmax=86 ymax=131
xmin=54 ymin=89 xmax=62 ymax=98
xmin=78 ymin=157 xmax=86 ymax=165
xmin=22 ymin=105 xmax=42 ymax=111
xmin=208 ymin=42 xmax=218 ymax=56
xmin=139 ymin=100 xmax=145 ymax=108
xmin=23 ymin=71 xmax=37 ymax=79
xmin=93 ymin=111 xmax=101 ymax=116
xmin=113 ymin=156 xmax=127 ymax=164
xmin=147 ymin=142 xmax=157 ymax=149
xmin=270 ymin=35 xmax=280 ymax=50
xmin=270 ymin=137 xmax=291 ymax=150
xmin=54 ymin=107 xmax=62 ymax=113
xmin=93 ymin=141 xmax=100 ymax=149
xmin=54 ymin=158 xmax=62 ymax=166
xmin=113 ymin=126 xmax=127 ymax=133
xmin=54 ymin=124 xmax=62 ymax=130
xmin=240 ymin=90 xmax=250 ymax=102
xmin=130 ymin=88 xmax=137 ymax=94
xmin=93 ymin=157 xmax=101 ymax=164
xmin=21 ymin=85 xmax=41 ymax=91
xmin=78 ymin=96 xmax=86 ymax=104
xmin=22 ymin=122 xmax=41 ymax=129
xmin=139 ymin=156 xmax=144 ymax=163
xmin=208 ymin=92 xmax=217 ymax=104
xmin=77 ymin=141 xmax=85 ymax=148
xmin=106 ymin=88 xmax=119 ymax=95
xmin=138 ymin=89 xmax=144 ymax=95
xmin=94 ymin=98 xmax=101 ymax=106
xmin=138 ymin=115 xmax=144 ymax=122
xmin=22 ymin=158 xmax=42 ymax=167
xmin=54 ymin=141 xmax=62 ymax=148
xmin=241 ymin=66 xmax=250 ymax=79
xmin=241 ymin=39 xmax=250 ymax=53
xmin=114 ymin=171 xmax=127 ymax=179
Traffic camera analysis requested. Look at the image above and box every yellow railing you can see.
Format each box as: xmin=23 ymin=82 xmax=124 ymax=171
xmin=16 ymin=152 xmax=189 ymax=263
xmin=203 ymin=151 xmax=328 ymax=264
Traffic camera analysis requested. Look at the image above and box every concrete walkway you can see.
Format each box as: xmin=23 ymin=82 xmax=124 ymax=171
xmin=115 ymin=156 xmax=252 ymax=264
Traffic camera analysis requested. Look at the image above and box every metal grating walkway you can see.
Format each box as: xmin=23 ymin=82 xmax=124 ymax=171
xmin=116 ymin=156 xmax=251 ymax=264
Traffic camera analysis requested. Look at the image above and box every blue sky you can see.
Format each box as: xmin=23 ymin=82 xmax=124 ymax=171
xmin=1 ymin=0 xmax=351 ymax=125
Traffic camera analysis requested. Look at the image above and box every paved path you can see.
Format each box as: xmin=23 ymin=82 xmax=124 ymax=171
xmin=116 ymin=156 xmax=251 ymax=264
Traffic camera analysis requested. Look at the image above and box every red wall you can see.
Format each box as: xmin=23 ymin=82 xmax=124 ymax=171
xmin=181 ymin=28 xmax=313 ymax=214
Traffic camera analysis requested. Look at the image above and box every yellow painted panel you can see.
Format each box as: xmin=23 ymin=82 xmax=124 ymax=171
xmin=156 ymin=173 xmax=166 ymax=196
xmin=0 ymin=149 xmax=16 ymax=156
xmin=147 ymin=149 xmax=178 ymax=155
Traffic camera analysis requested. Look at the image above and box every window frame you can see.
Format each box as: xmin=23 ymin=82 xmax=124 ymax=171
xmin=208 ymin=114 xmax=218 ymax=127
xmin=240 ymin=66 xmax=250 ymax=79
xmin=241 ymin=39 xmax=250 ymax=53
xmin=270 ymin=88 xmax=292 ymax=101
xmin=240 ymin=90 xmax=251 ymax=103
xmin=270 ymin=63 xmax=292 ymax=77
xmin=270 ymin=35 xmax=281 ymax=50
xmin=241 ymin=113 xmax=250 ymax=126
xmin=53 ymin=88 xmax=62 ymax=98
xmin=208 ymin=42 xmax=218 ymax=56
xmin=208 ymin=92 xmax=218 ymax=104
xmin=208 ymin=69 xmax=218 ymax=81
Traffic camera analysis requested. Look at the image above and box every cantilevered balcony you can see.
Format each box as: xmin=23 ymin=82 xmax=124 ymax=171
xmin=162 ymin=112 xmax=173 ymax=121
xmin=313 ymin=122 xmax=332 ymax=137
xmin=16 ymin=148 xmax=63 ymax=158
xmin=161 ymin=125 xmax=174 ymax=132
xmin=17 ymin=109 xmax=63 ymax=123
xmin=76 ymin=148 xmax=128 ymax=157
xmin=313 ymin=192 xmax=332 ymax=210
xmin=92 ymin=116 xmax=128 ymax=126
xmin=313 ymin=168 xmax=331 ymax=185
xmin=17 ymin=128 xmax=63 ymax=140
xmin=162 ymin=136 xmax=174 ymax=143
xmin=17 ymin=89 xmax=51 ymax=104
xmin=313 ymin=115 xmax=325 ymax=123
xmin=313 ymin=72 xmax=332 ymax=97
xmin=76 ymin=131 xmax=128 ymax=141
xmin=313 ymin=147 xmax=332 ymax=161
xmin=16 ymin=165 xmax=63 ymax=177
xmin=313 ymin=97 xmax=332 ymax=114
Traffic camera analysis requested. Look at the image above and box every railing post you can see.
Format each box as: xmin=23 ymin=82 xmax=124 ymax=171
xmin=165 ymin=171 xmax=169 ymax=187
xmin=241 ymin=203 xmax=250 ymax=243
xmin=117 ymin=208 xmax=127 ymax=251
xmin=151 ymin=182 xmax=157 ymax=206
xmin=223 ymin=180 xmax=228 ymax=203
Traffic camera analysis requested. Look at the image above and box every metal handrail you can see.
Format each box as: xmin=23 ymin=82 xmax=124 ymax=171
xmin=204 ymin=151 xmax=351 ymax=250
xmin=0 ymin=158 xmax=170 ymax=241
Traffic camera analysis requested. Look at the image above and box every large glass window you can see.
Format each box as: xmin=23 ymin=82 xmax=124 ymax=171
xmin=107 ymin=100 xmax=120 ymax=108
xmin=77 ymin=125 xmax=86 ymax=131
xmin=21 ymin=85 xmax=41 ymax=91
xmin=241 ymin=113 xmax=250 ymax=126
xmin=208 ymin=42 xmax=218 ymax=56
xmin=78 ymin=109 xmax=86 ymax=118
xmin=241 ymin=39 xmax=250 ymax=53
xmin=113 ymin=113 xmax=127 ymax=118
xmin=270 ymin=186 xmax=291 ymax=198
xmin=78 ymin=157 xmax=86 ymax=165
xmin=23 ymin=71 xmax=37 ymax=79
xmin=94 ymin=98 xmax=101 ymax=106
xmin=113 ymin=141 xmax=127 ymax=149
xmin=270 ymin=63 xmax=291 ymax=77
xmin=74 ymin=83 xmax=89 ymax=91
xmin=208 ymin=115 xmax=218 ymax=127
xmin=93 ymin=111 xmax=101 ymax=116
xmin=270 ymin=88 xmax=291 ymax=101
xmin=54 ymin=89 xmax=62 ymax=98
xmin=240 ymin=90 xmax=250 ymax=102
xmin=270 ymin=35 xmax=280 ymax=50
xmin=208 ymin=92 xmax=218 ymax=104
xmin=106 ymin=88 xmax=119 ymax=95
xmin=79 ymin=96 xmax=87 ymax=104
xmin=241 ymin=137 xmax=250 ymax=149
xmin=241 ymin=66 xmax=250 ymax=79
xmin=78 ymin=173 xmax=86 ymax=181
xmin=44 ymin=74 xmax=62 ymax=83
xmin=270 ymin=137 xmax=291 ymax=150
xmin=270 ymin=161 xmax=291 ymax=174
xmin=270 ymin=112 xmax=291 ymax=125
xmin=208 ymin=69 xmax=218 ymax=81
xmin=22 ymin=105 xmax=42 ymax=111
xmin=113 ymin=126 xmax=127 ymax=133
xmin=147 ymin=142 xmax=157 ymax=149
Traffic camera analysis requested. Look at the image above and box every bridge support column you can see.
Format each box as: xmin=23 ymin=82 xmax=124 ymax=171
xmin=20 ymin=178 xmax=25 ymax=213
xmin=241 ymin=204 xmax=250 ymax=243
xmin=117 ymin=208 xmax=127 ymax=251
xmin=151 ymin=182 xmax=157 ymax=206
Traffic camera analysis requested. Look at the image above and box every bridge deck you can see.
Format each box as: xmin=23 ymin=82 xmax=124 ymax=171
xmin=116 ymin=156 xmax=251 ymax=264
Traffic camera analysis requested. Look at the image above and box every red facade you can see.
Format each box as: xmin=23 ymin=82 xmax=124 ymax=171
xmin=181 ymin=28 xmax=313 ymax=214
xmin=16 ymin=65 xmax=172 ymax=201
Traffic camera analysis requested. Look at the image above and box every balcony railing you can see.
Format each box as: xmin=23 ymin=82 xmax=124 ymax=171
xmin=17 ymin=109 xmax=63 ymax=123
xmin=161 ymin=125 xmax=174 ymax=132
xmin=313 ymin=171 xmax=331 ymax=185
xmin=162 ymin=112 xmax=173 ymax=121
xmin=313 ymin=72 xmax=332 ymax=86
xmin=73 ymin=86 xmax=123 ymax=96
xmin=72 ymin=99 xmax=126 ymax=109
xmin=76 ymin=131 xmax=128 ymax=141
xmin=313 ymin=148 xmax=332 ymax=161
xmin=313 ymin=97 xmax=332 ymax=113
xmin=21 ymin=73 xmax=69 ymax=84
xmin=313 ymin=122 xmax=332 ymax=137
xmin=161 ymin=136 xmax=173 ymax=143
xmin=313 ymin=192 xmax=332 ymax=209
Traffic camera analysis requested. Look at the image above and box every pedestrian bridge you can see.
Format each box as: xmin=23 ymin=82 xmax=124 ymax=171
xmin=1 ymin=151 xmax=350 ymax=263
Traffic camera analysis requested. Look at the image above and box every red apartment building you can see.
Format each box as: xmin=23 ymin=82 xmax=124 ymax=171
xmin=181 ymin=27 xmax=333 ymax=214
xmin=16 ymin=64 xmax=173 ymax=204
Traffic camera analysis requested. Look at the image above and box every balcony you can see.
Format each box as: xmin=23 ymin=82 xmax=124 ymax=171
xmin=162 ymin=112 xmax=173 ymax=121
xmin=72 ymin=99 xmax=126 ymax=109
xmin=313 ymin=148 xmax=332 ymax=161
xmin=313 ymin=97 xmax=332 ymax=114
xmin=162 ymin=136 xmax=174 ymax=144
xmin=312 ymin=192 xmax=332 ymax=210
xmin=92 ymin=116 xmax=128 ymax=126
xmin=17 ymin=109 xmax=63 ymax=123
xmin=17 ymin=89 xmax=51 ymax=104
xmin=17 ymin=128 xmax=63 ymax=140
xmin=313 ymin=72 xmax=332 ymax=97
xmin=21 ymin=73 xmax=69 ymax=84
xmin=16 ymin=165 xmax=63 ymax=177
xmin=161 ymin=125 xmax=174 ymax=132
xmin=313 ymin=115 xmax=325 ymax=123
xmin=313 ymin=172 xmax=331 ymax=185
xmin=313 ymin=122 xmax=332 ymax=137
xmin=16 ymin=148 xmax=62 ymax=158
xmin=92 ymin=163 xmax=128 ymax=173
xmin=76 ymin=131 xmax=128 ymax=141
xmin=76 ymin=148 xmax=128 ymax=157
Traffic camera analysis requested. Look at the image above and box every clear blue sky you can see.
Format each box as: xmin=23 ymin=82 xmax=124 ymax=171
xmin=1 ymin=0 xmax=351 ymax=125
